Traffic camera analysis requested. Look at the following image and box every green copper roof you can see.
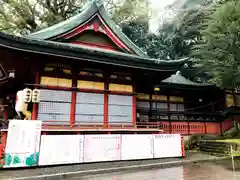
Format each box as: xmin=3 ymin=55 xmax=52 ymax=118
xmin=161 ymin=71 xmax=212 ymax=87
xmin=0 ymin=32 xmax=188 ymax=72
xmin=25 ymin=0 xmax=148 ymax=57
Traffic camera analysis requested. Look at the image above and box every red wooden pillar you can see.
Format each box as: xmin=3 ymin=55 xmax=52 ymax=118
xmin=104 ymin=93 xmax=108 ymax=128
xmin=167 ymin=96 xmax=172 ymax=133
xmin=104 ymin=79 xmax=109 ymax=128
xmin=204 ymin=120 xmax=207 ymax=134
xmin=70 ymin=71 xmax=77 ymax=127
xmin=0 ymin=131 xmax=7 ymax=166
xmin=220 ymin=121 xmax=222 ymax=134
xmin=32 ymin=71 xmax=40 ymax=120
xmin=0 ymin=102 xmax=8 ymax=166
xmin=181 ymin=137 xmax=185 ymax=157
xmin=132 ymin=86 xmax=136 ymax=128
xmin=3 ymin=105 xmax=8 ymax=122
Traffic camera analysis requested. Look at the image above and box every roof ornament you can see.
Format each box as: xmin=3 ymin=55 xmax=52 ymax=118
xmin=176 ymin=71 xmax=181 ymax=75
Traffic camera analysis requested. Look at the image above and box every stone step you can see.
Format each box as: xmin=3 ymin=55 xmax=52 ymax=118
xmin=199 ymin=141 xmax=230 ymax=147
xmin=199 ymin=141 xmax=231 ymax=156
xmin=201 ymin=135 xmax=220 ymax=140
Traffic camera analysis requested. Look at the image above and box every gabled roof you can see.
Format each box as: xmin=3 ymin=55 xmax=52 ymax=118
xmin=160 ymin=71 xmax=213 ymax=87
xmin=0 ymin=0 xmax=189 ymax=72
xmin=0 ymin=32 xmax=188 ymax=72
xmin=25 ymin=0 xmax=148 ymax=57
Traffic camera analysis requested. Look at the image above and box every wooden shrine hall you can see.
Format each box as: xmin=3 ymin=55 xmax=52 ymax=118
xmin=0 ymin=0 xmax=235 ymax=135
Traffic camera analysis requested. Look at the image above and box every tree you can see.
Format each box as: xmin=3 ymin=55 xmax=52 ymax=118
xmin=0 ymin=0 xmax=88 ymax=35
xmin=111 ymin=0 xmax=149 ymax=24
xmin=121 ymin=1 xmax=215 ymax=82
xmin=192 ymin=0 xmax=240 ymax=89
xmin=0 ymin=0 xmax=149 ymax=35
xmin=139 ymin=3 xmax=214 ymax=81
xmin=170 ymin=4 xmax=214 ymax=81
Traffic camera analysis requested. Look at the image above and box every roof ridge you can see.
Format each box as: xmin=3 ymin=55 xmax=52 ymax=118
xmin=25 ymin=0 xmax=149 ymax=57
xmin=92 ymin=0 xmax=104 ymax=6
xmin=84 ymin=0 xmax=103 ymax=9
xmin=161 ymin=71 xmax=212 ymax=86
xmin=0 ymin=32 xmax=187 ymax=72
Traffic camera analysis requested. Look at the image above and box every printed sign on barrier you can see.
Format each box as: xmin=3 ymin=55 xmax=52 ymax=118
xmin=4 ymin=120 xmax=42 ymax=168
xmin=121 ymin=134 xmax=153 ymax=160
xmin=153 ymin=134 xmax=182 ymax=158
xmin=83 ymin=134 xmax=121 ymax=162
xmin=38 ymin=135 xmax=84 ymax=166
xmin=4 ymin=129 xmax=183 ymax=167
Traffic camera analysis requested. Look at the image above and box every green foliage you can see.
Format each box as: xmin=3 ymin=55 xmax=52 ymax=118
xmin=1 ymin=0 xmax=239 ymax=89
xmin=121 ymin=1 xmax=214 ymax=61
xmin=0 ymin=0 xmax=149 ymax=35
xmin=111 ymin=0 xmax=149 ymax=24
xmin=0 ymin=0 xmax=87 ymax=35
xmin=192 ymin=0 xmax=240 ymax=88
xmin=148 ymin=2 xmax=214 ymax=81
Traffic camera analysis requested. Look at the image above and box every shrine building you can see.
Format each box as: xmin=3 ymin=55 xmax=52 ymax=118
xmin=0 ymin=0 xmax=236 ymax=136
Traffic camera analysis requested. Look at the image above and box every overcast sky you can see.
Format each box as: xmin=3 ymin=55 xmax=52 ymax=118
xmin=149 ymin=0 xmax=176 ymax=32
xmin=150 ymin=0 xmax=176 ymax=8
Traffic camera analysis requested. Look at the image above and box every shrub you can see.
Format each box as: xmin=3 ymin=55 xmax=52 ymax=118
xmin=184 ymin=135 xmax=203 ymax=150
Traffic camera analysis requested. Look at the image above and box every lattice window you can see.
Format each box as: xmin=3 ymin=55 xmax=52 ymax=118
xmin=108 ymin=95 xmax=133 ymax=125
xmin=37 ymin=89 xmax=71 ymax=124
xmin=75 ymin=92 xmax=104 ymax=125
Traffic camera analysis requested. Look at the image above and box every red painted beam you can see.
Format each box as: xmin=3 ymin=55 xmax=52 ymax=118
xmin=54 ymin=13 xmax=135 ymax=55
xmin=97 ymin=14 xmax=133 ymax=54
xmin=53 ymin=14 xmax=97 ymax=40
xmin=63 ymin=24 xmax=89 ymax=39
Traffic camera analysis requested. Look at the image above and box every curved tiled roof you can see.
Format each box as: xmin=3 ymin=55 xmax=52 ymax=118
xmin=0 ymin=33 xmax=188 ymax=72
xmin=161 ymin=71 xmax=213 ymax=87
xmin=26 ymin=0 xmax=148 ymax=57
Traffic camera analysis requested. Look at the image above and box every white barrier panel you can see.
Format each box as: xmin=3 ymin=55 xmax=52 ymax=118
xmin=121 ymin=134 xmax=153 ymax=160
xmin=4 ymin=120 xmax=42 ymax=168
xmin=83 ymin=134 xmax=121 ymax=162
xmin=153 ymin=134 xmax=182 ymax=158
xmin=38 ymin=135 xmax=84 ymax=166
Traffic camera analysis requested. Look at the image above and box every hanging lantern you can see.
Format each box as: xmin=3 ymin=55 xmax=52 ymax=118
xmin=154 ymin=87 xmax=160 ymax=92
xmin=32 ymin=89 xmax=40 ymax=103
xmin=23 ymin=88 xmax=32 ymax=103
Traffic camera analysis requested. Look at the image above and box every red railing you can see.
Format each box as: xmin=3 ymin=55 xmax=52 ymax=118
xmin=221 ymin=118 xmax=234 ymax=132
xmin=0 ymin=118 xmax=235 ymax=135
xmin=28 ymin=120 xmax=231 ymax=135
